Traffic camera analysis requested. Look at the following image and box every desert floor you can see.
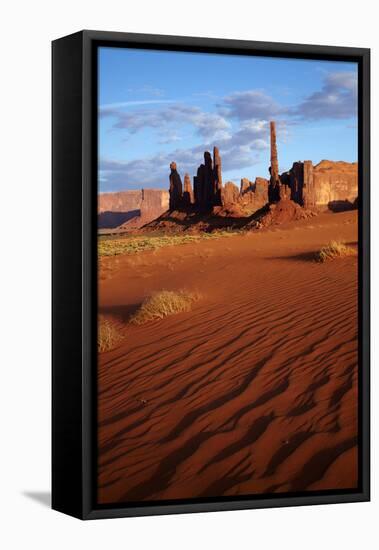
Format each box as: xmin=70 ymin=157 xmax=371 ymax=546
xmin=97 ymin=210 xmax=358 ymax=504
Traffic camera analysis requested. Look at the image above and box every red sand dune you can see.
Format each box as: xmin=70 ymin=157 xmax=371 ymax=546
xmin=98 ymin=210 xmax=358 ymax=503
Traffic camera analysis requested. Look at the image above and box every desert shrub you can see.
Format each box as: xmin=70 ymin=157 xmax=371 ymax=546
xmin=316 ymin=241 xmax=357 ymax=263
xmin=98 ymin=316 xmax=123 ymax=352
xmin=130 ymin=290 xmax=200 ymax=325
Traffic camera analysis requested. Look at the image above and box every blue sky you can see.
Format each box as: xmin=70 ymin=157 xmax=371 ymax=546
xmin=98 ymin=47 xmax=358 ymax=192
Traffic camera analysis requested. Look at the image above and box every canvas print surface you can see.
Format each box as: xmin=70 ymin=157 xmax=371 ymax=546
xmin=97 ymin=47 xmax=359 ymax=505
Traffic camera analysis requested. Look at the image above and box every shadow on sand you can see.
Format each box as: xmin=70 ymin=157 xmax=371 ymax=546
xmin=99 ymin=303 xmax=141 ymax=323
xmin=269 ymin=252 xmax=319 ymax=263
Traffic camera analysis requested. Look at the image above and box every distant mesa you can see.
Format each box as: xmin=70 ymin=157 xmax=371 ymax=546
xmin=98 ymin=189 xmax=169 ymax=231
xmin=98 ymin=121 xmax=358 ymax=233
xmin=98 ymin=209 xmax=141 ymax=229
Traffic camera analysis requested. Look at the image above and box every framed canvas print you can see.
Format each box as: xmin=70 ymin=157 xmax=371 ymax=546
xmin=52 ymin=30 xmax=370 ymax=519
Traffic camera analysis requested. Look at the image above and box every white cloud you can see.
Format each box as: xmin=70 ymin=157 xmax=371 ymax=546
xmin=98 ymin=74 xmax=358 ymax=191
xmin=219 ymin=90 xmax=285 ymax=121
xmin=293 ymin=71 xmax=358 ymax=120
xmin=101 ymin=103 xmax=231 ymax=142
xmin=99 ymin=99 xmax=175 ymax=116
xmin=100 ymin=133 xmax=264 ymax=192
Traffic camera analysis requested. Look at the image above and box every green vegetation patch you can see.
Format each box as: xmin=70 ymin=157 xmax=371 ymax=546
xmin=98 ymin=230 xmax=239 ymax=257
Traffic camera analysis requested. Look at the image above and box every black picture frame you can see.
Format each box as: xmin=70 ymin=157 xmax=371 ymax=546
xmin=52 ymin=30 xmax=370 ymax=520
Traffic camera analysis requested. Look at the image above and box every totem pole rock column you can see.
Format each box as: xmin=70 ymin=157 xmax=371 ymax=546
xmin=194 ymin=152 xmax=216 ymax=211
xmin=183 ymin=173 xmax=194 ymax=206
xmin=269 ymin=121 xmax=281 ymax=202
xmin=213 ymin=146 xmax=223 ymax=206
xmin=204 ymin=151 xmax=214 ymax=208
xmin=169 ymin=162 xmax=183 ymax=210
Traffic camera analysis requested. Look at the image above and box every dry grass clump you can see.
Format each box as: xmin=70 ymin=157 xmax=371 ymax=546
xmin=98 ymin=316 xmax=124 ymax=352
xmin=130 ymin=290 xmax=200 ymax=325
xmin=316 ymin=240 xmax=357 ymax=263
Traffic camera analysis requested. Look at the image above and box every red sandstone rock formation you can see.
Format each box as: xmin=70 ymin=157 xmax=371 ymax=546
xmin=140 ymin=189 xmax=169 ymax=221
xmin=240 ymin=177 xmax=252 ymax=195
xmin=98 ymin=190 xmax=141 ymax=214
xmin=213 ymin=146 xmax=223 ymax=206
xmin=303 ymin=160 xmax=315 ymax=208
xmin=98 ymin=189 xmax=169 ymax=230
xmin=313 ymin=160 xmax=358 ymax=207
xmin=248 ymin=198 xmax=316 ymax=230
xmin=183 ymin=173 xmax=194 ymax=206
xmin=194 ymin=152 xmax=214 ymax=210
xmin=193 ymin=148 xmax=224 ymax=210
xmin=222 ymin=181 xmax=240 ymax=205
xmin=255 ymin=177 xmax=269 ymax=202
xmin=190 ymin=147 xmax=270 ymax=214
xmin=204 ymin=152 xmax=215 ymax=206
xmin=122 ymin=121 xmax=358 ymax=234
xmin=99 ymin=119 xmax=359 ymax=235
xmin=281 ymin=159 xmax=357 ymax=209
xmin=193 ymin=162 xmax=206 ymax=210
xmin=169 ymin=162 xmax=183 ymax=210
xmin=239 ymin=177 xmax=269 ymax=212
xmin=269 ymin=121 xmax=281 ymax=202
xmin=265 ymin=121 xmax=357 ymax=210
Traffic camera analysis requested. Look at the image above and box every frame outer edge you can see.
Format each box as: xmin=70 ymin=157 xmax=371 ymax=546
xmin=59 ymin=30 xmax=370 ymax=519
xmin=361 ymin=48 xmax=370 ymax=500
xmin=82 ymin=30 xmax=95 ymax=519
xmin=52 ymin=31 xmax=85 ymax=519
